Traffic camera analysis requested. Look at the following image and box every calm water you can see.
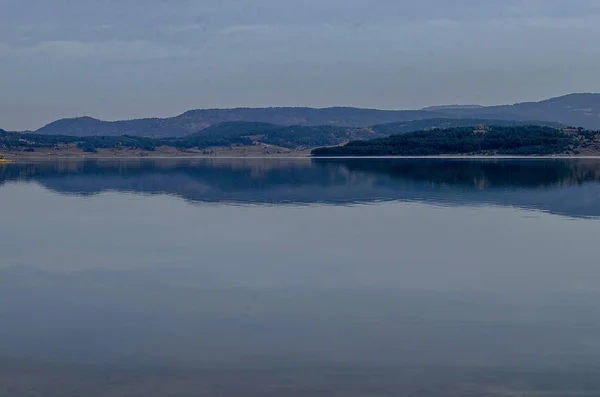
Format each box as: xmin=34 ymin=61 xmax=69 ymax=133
xmin=2 ymin=158 xmax=600 ymax=396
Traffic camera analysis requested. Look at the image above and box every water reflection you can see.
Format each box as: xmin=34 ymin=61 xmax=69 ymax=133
xmin=2 ymin=158 xmax=600 ymax=217
xmin=3 ymin=158 xmax=600 ymax=396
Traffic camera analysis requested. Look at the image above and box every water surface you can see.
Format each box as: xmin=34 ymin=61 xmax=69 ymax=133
xmin=2 ymin=158 xmax=600 ymax=396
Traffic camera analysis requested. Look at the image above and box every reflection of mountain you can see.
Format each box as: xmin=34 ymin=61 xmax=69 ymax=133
xmin=2 ymin=158 xmax=600 ymax=218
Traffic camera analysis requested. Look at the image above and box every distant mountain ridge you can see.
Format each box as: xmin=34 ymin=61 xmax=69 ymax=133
xmin=421 ymin=105 xmax=485 ymax=111
xmin=34 ymin=109 xmax=437 ymax=138
xmin=21 ymin=93 xmax=600 ymax=137
xmin=430 ymin=93 xmax=600 ymax=129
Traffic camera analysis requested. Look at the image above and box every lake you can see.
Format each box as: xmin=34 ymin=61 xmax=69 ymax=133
xmin=2 ymin=158 xmax=600 ymax=396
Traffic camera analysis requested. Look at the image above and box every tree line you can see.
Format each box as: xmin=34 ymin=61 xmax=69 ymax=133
xmin=312 ymin=126 xmax=592 ymax=156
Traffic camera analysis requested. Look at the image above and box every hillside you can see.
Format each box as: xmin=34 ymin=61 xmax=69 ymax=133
xmin=183 ymin=121 xmax=382 ymax=148
xmin=35 ymin=116 xmax=200 ymax=138
xmin=34 ymin=108 xmax=438 ymax=138
xmin=3 ymin=119 xmax=571 ymax=154
xmin=312 ymin=126 xmax=600 ymax=157
xmin=27 ymin=94 xmax=600 ymax=138
xmin=432 ymin=93 xmax=600 ymax=129
xmin=371 ymin=118 xmax=563 ymax=136
xmin=6 ymin=120 xmax=599 ymax=157
xmin=421 ymin=105 xmax=485 ymax=111
xmin=1 ymin=122 xmax=382 ymax=154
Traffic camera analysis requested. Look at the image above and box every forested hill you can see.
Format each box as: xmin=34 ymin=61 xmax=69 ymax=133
xmin=4 ymin=122 xmax=600 ymax=156
xmin=312 ymin=126 xmax=600 ymax=156
xmin=25 ymin=93 xmax=600 ymax=137
xmin=2 ymin=119 xmax=562 ymax=154
xmin=0 ymin=122 xmax=378 ymax=153
xmin=430 ymin=93 xmax=600 ymax=130
xmin=371 ymin=118 xmax=561 ymax=135
xmin=33 ymin=108 xmax=437 ymax=138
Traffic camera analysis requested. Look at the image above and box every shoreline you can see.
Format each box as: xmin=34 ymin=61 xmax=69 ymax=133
xmin=4 ymin=145 xmax=600 ymax=162
xmin=0 ymin=145 xmax=313 ymax=161
xmin=4 ymin=152 xmax=600 ymax=162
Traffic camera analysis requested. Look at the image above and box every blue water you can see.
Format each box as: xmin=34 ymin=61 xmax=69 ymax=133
xmin=2 ymin=158 xmax=600 ymax=396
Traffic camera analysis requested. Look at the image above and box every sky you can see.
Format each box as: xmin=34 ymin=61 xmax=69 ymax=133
xmin=1 ymin=0 xmax=600 ymax=131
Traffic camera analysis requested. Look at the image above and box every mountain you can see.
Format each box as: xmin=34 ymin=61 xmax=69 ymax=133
xmin=35 ymin=109 xmax=439 ymax=138
xmin=35 ymin=116 xmax=198 ymax=138
xmin=1 ymin=121 xmax=384 ymax=153
xmin=422 ymin=105 xmax=485 ymax=111
xmin=4 ymin=119 xmax=571 ymax=154
xmin=312 ymin=125 xmax=589 ymax=157
xmin=432 ymin=93 xmax=600 ymax=129
xmin=27 ymin=94 xmax=600 ymax=138
xmin=194 ymin=119 xmax=562 ymax=141
xmin=371 ymin=118 xmax=562 ymax=135
xmin=187 ymin=121 xmax=280 ymax=137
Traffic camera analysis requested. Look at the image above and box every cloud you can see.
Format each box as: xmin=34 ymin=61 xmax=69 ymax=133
xmin=167 ymin=24 xmax=205 ymax=33
xmin=0 ymin=40 xmax=194 ymax=61
xmin=15 ymin=25 xmax=36 ymax=32
xmin=2 ymin=0 xmax=600 ymax=131
xmin=219 ymin=24 xmax=273 ymax=36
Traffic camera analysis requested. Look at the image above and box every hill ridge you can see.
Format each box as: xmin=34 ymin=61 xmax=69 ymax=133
xmin=17 ymin=93 xmax=600 ymax=138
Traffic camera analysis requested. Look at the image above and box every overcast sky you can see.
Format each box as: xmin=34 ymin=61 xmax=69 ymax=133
xmin=1 ymin=0 xmax=600 ymax=130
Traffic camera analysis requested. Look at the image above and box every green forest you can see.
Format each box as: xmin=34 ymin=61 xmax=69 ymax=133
xmin=2 ymin=123 xmax=598 ymax=156
xmin=0 ymin=122 xmax=374 ymax=153
xmin=312 ymin=126 xmax=597 ymax=156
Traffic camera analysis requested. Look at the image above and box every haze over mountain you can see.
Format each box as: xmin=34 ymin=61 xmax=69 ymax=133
xmin=3 ymin=1 xmax=600 ymax=131
xmin=431 ymin=93 xmax=600 ymax=129
xmin=33 ymin=108 xmax=436 ymax=138
xmin=26 ymin=93 xmax=600 ymax=138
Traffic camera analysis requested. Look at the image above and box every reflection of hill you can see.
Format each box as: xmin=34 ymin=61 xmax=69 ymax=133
xmin=2 ymin=158 xmax=600 ymax=218
xmin=325 ymin=159 xmax=600 ymax=189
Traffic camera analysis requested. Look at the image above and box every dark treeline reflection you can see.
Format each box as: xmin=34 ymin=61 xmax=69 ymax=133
xmin=2 ymin=158 xmax=600 ymax=217
xmin=335 ymin=158 xmax=600 ymax=188
xmin=4 ymin=158 xmax=600 ymax=396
